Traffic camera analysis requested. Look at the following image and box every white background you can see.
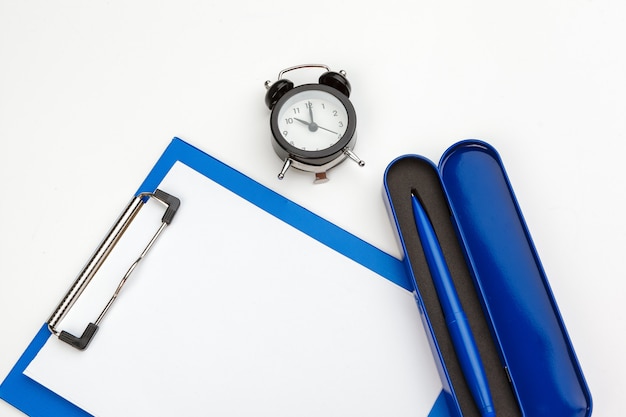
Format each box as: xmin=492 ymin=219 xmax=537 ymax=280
xmin=1 ymin=1 xmax=625 ymax=415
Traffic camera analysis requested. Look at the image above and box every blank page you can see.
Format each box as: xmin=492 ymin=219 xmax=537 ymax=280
xmin=25 ymin=162 xmax=440 ymax=416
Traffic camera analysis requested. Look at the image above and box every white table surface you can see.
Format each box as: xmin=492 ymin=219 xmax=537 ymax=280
xmin=1 ymin=1 xmax=625 ymax=415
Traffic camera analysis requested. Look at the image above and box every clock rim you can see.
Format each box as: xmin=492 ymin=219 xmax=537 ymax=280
xmin=270 ymin=83 xmax=357 ymax=164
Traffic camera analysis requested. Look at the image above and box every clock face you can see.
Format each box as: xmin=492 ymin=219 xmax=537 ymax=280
xmin=275 ymin=89 xmax=350 ymax=152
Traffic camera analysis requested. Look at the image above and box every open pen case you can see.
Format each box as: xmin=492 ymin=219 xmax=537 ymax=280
xmin=383 ymin=140 xmax=592 ymax=417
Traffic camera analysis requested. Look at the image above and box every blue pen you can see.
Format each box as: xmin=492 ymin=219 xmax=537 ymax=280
xmin=411 ymin=192 xmax=496 ymax=417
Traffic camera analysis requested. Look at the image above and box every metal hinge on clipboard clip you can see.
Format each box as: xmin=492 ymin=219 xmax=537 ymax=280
xmin=47 ymin=189 xmax=180 ymax=350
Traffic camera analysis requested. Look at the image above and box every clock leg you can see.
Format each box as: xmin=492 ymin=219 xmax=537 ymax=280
xmin=278 ymin=158 xmax=292 ymax=180
xmin=344 ymin=149 xmax=365 ymax=167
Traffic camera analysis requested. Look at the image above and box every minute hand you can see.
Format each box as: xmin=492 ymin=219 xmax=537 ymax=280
xmin=317 ymin=124 xmax=339 ymax=135
xmin=293 ymin=118 xmax=339 ymax=135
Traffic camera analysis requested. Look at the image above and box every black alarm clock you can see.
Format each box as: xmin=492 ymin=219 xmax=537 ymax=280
xmin=264 ymin=64 xmax=364 ymax=183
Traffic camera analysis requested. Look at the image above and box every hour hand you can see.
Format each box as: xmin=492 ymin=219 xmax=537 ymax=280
xmin=295 ymin=117 xmax=318 ymax=132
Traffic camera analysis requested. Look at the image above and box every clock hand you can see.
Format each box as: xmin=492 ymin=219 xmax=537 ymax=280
xmin=316 ymin=124 xmax=339 ymax=135
xmin=308 ymin=102 xmax=315 ymax=124
xmin=295 ymin=117 xmax=326 ymax=133
xmin=295 ymin=117 xmax=339 ymax=135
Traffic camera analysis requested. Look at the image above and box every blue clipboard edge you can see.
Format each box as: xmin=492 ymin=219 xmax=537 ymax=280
xmin=146 ymin=138 xmax=412 ymax=291
xmin=0 ymin=324 xmax=89 ymax=416
xmin=1 ymin=137 xmax=449 ymax=417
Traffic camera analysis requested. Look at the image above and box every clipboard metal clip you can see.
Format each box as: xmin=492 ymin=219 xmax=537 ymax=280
xmin=47 ymin=189 xmax=180 ymax=350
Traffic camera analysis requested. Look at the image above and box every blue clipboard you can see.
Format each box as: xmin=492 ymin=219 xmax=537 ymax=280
xmin=0 ymin=137 xmax=449 ymax=417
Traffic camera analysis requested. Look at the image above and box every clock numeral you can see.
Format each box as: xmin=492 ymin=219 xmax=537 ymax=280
xmin=292 ymin=107 xmax=300 ymax=114
xmin=285 ymin=117 xmax=294 ymax=124
xmin=283 ymin=130 xmax=288 ymax=136
xmin=305 ymin=101 xmax=313 ymax=109
xmin=338 ymin=121 xmax=344 ymax=127
xmin=333 ymin=110 xmax=338 ymax=116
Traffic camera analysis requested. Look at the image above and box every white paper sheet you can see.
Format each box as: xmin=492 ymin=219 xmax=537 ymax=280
xmin=25 ymin=162 xmax=440 ymax=416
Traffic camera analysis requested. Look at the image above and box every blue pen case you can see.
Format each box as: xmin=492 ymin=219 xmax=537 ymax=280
xmin=383 ymin=140 xmax=592 ymax=417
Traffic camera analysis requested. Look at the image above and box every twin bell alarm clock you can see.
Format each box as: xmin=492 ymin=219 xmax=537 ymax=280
xmin=264 ymin=64 xmax=364 ymax=184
